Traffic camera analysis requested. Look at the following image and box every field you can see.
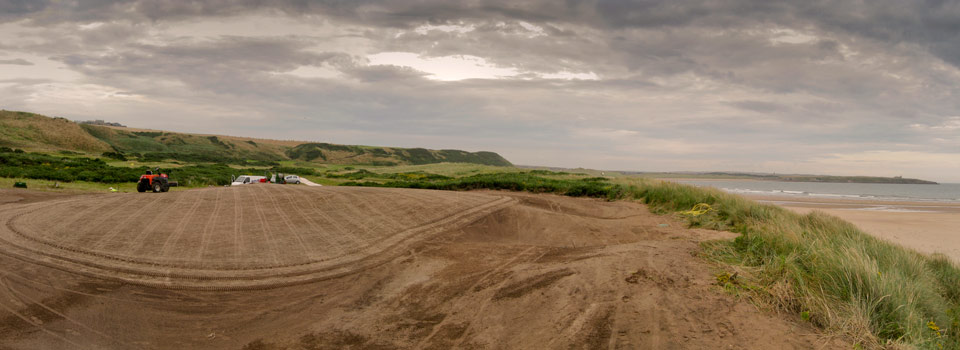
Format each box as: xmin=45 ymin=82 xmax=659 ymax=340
xmin=0 ymin=186 xmax=844 ymax=349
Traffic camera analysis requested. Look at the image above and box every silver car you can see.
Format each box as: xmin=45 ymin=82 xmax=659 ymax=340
xmin=284 ymin=175 xmax=301 ymax=184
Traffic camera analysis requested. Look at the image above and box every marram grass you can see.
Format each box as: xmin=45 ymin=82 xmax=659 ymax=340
xmin=622 ymin=179 xmax=960 ymax=349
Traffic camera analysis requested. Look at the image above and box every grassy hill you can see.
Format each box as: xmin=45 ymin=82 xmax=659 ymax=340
xmin=0 ymin=110 xmax=112 ymax=153
xmin=0 ymin=110 xmax=512 ymax=167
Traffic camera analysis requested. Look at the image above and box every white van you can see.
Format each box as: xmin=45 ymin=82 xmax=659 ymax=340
xmin=231 ymin=175 xmax=266 ymax=186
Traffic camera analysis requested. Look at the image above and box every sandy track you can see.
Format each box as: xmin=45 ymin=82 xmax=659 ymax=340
xmin=0 ymin=186 xmax=512 ymax=289
xmin=0 ymin=188 xmax=844 ymax=349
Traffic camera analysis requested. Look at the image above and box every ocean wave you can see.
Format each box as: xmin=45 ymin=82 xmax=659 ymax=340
xmin=716 ymin=187 xmax=957 ymax=203
xmin=841 ymin=206 xmax=938 ymax=213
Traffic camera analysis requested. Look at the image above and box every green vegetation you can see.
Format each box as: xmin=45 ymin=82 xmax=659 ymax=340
xmin=0 ymin=149 xmax=278 ymax=187
xmin=1 ymin=110 xmax=512 ymax=167
xmin=80 ymin=124 xmax=284 ymax=165
xmin=0 ymin=148 xmax=145 ymax=183
xmin=285 ymin=143 xmax=511 ymax=166
xmin=0 ymin=110 xmax=111 ymax=152
xmin=342 ymin=172 xmax=626 ymax=199
xmin=634 ymin=180 xmax=960 ymax=349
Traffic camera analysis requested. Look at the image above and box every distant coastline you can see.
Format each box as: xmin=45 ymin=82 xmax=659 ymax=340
xmin=625 ymin=171 xmax=938 ymax=185
xmin=515 ymin=166 xmax=939 ymax=185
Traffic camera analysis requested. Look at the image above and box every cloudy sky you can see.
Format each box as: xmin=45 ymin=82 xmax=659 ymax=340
xmin=1 ymin=1 xmax=959 ymax=181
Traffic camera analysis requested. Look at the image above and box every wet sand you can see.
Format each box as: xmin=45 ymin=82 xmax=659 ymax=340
xmin=745 ymin=195 xmax=960 ymax=262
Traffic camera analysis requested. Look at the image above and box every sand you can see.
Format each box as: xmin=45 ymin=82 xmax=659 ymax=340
xmin=0 ymin=187 xmax=845 ymax=349
xmin=746 ymin=195 xmax=960 ymax=262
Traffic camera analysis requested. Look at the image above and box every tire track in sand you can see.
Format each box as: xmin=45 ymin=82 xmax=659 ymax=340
xmin=0 ymin=275 xmax=85 ymax=348
xmin=196 ymin=188 xmax=225 ymax=264
xmin=124 ymin=190 xmax=193 ymax=259
xmin=231 ymin=186 xmax=244 ymax=261
xmin=156 ymin=189 xmax=208 ymax=260
xmin=279 ymin=186 xmax=347 ymax=259
xmin=0 ymin=274 xmax=128 ymax=348
xmin=41 ymin=195 xmax=127 ymax=243
xmin=87 ymin=194 xmax=169 ymax=252
xmin=256 ymin=185 xmax=310 ymax=260
xmin=244 ymin=185 xmax=282 ymax=266
xmin=65 ymin=194 xmax=165 ymax=248
xmin=416 ymin=246 xmax=541 ymax=349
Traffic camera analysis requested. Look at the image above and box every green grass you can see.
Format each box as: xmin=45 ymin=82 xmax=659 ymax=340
xmin=618 ymin=179 xmax=960 ymax=349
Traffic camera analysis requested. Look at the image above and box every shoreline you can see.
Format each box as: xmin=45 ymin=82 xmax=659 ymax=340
xmin=743 ymin=194 xmax=960 ymax=262
xmin=743 ymin=194 xmax=960 ymax=214
xmin=664 ymin=177 xmax=960 ymax=206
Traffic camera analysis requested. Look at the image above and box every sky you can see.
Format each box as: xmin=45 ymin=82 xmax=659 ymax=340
xmin=0 ymin=1 xmax=959 ymax=182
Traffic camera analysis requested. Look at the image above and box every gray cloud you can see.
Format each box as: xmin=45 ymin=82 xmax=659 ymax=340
xmin=0 ymin=58 xmax=32 ymax=65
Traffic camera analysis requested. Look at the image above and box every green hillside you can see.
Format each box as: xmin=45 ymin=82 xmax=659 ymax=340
xmin=0 ymin=110 xmax=512 ymax=167
xmin=0 ymin=110 xmax=111 ymax=153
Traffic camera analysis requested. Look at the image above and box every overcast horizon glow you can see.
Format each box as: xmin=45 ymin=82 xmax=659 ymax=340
xmin=1 ymin=1 xmax=959 ymax=181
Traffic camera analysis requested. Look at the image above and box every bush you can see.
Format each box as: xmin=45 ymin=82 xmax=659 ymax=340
xmin=0 ymin=151 xmax=143 ymax=183
xmin=341 ymin=172 xmax=626 ymax=201
xmin=101 ymin=151 xmax=127 ymax=161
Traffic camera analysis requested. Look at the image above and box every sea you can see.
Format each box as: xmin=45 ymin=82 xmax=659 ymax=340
xmin=670 ymin=180 xmax=960 ymax=204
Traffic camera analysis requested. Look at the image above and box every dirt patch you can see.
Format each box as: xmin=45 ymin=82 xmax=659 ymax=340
xmin=0 ymin=187 xmax=847 ymax=349
xmin=492 ymin=268 xmax=576 ymax=300
xmin=570 ymin=307 xmax=615 ymax=350
xmin=0 ymin=188 xmax=85 ymax=205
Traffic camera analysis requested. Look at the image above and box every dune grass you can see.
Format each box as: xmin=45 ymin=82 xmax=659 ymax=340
xmin=342 ymin=173 xmax=960 ymax=349
xmin=619 ymin=179 xmax=960 ymax=349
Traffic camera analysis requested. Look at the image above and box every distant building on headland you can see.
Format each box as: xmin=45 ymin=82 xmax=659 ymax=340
xmin=79 ymin=119 xmax=126 ymax=127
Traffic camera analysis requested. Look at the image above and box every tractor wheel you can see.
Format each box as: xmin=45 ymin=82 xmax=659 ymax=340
xmin=152 ymin=181 xmax=162 ymax=193
xmin=137 ymin=181 xmax=148 ymax=192
xmin=161 ymin=184 xmax=170 ymax=192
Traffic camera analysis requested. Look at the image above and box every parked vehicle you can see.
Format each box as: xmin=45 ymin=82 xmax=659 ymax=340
xmin=231 ymin=175 xmax=266 ymax=186
xmin=284 ymin=175 xmax=301 ymax=184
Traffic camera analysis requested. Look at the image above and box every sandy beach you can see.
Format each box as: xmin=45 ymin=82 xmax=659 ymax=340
xmin=745 ymin=195 xmax=960 ymax=262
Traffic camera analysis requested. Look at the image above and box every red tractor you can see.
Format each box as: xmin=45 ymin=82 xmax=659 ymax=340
xmin=137 ymin=168 xmax=178 ymax=193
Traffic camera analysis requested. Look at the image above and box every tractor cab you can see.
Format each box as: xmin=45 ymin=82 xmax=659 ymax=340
xmin=137 ymin=168 xmax=178 ymax=193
